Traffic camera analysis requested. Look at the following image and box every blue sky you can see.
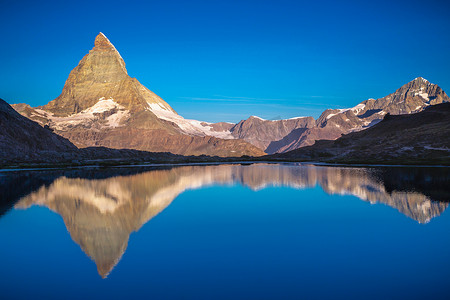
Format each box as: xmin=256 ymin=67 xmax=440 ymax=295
xmin=1 ymin=0 xmax=449 ymax=122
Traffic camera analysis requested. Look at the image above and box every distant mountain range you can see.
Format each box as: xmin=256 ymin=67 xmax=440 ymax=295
xmin=2 ymin=33 xmax=449 ymax=164
xmin=271 ymin=102 xmax=450 ymax=164
xmin=229 ymin=76 xmax=449 ymax=153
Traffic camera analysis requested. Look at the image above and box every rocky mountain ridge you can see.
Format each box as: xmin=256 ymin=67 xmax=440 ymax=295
xmin=226 ymin=77 xmax=449 ymax=153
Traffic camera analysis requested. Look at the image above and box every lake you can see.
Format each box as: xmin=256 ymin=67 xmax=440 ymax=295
xmin=1 ymin=163 xmax=449 ymax=299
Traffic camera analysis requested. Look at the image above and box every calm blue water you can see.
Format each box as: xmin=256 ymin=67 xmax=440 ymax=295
xmin=0 ymin=163 xmax=449 ymax=299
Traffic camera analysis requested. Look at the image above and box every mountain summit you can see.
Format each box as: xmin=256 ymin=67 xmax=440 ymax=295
xmin=0 ymin=98 xmax=76 ymax=161
xmin=43 ymin=33 xmax=174 ymax=118
xmin=94 ymin=32 xmax=121 ymax=50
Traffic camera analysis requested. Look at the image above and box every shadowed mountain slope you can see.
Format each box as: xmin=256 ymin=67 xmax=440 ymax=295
xmin=0 ymin=97 xmax=77 ymax=161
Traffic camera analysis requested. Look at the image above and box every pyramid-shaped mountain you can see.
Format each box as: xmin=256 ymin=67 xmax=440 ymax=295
xmin=13 ymin=33 xmax=264 ymax=157
xmin=43 ymin=33 xmax=174 ymax=118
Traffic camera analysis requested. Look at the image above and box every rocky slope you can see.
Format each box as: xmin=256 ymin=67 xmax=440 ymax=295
xmin=0 ymin=97 xmax=77 ymax=161
xmin=12 ymin=33 xmax=264 ymax=157
xmin=2 ymin=96 xmax=254 ymax=166
xmin=14 ymin=164 xmax=448 ymax=277
xmin=0 ymin=96 xmax=198 ymax=165
xmin=271 ymin=103 xmax=450 ymax=164
xmin=229 ymin=116 xmax=315 ymax=150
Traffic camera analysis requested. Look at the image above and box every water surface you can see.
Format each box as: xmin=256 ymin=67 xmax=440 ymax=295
xmin=1 ymin=163 xmax=449 ymax=299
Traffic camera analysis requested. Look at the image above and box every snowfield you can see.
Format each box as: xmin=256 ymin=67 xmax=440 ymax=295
xmin=147 ymin=102 xmax=234 ymax=139
xmin=37 ymin=98 xmax=131 ymax=131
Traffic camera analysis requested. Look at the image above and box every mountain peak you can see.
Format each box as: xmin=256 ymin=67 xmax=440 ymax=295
xmin=412 ymin=77 xmax=430 ymax=85
xmin=94 ymin=32 xmax=115 ymax=50
xmin=249 ymin=115 xmax=265 ymax=121
xmin=397 ymin=76 xmax=435 ymax=92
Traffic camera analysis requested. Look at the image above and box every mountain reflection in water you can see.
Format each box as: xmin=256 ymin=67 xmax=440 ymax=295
xmin=6 ymin=164 xmax=449 ymax=278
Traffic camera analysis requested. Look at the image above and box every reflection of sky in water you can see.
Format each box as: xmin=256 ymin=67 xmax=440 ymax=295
xmin=0 ymin=164 xmax=449 ymax=299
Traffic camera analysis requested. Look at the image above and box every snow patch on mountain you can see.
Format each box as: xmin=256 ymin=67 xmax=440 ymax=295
xmin=326 ymin=109 xmax=348 ymax=119
xmin=106 ymin=109 xmax=130 ymax=127
xmin=147 ymin=102 xmax=174 ymax=113
xmin=251 ymin=116 xmax=266 ymax=121
xmin=326 ymin=103 xmax=366 ymax=120
xmin=147 ymin=102 xmax=234 ymax=139
xmin=417 ymin=92 xmax=429 ymax=101
xmin=351 ymin=103 xmax=366 ymax=114
xmin=288 ymin=116 xmax=307 ymax=120
xmin=38 ymin=98 xmax=130 ymax=131
xmin=414 ymin=77 xmax=429 ymax=83
xmin=83 ymin=98 xmax=119 ymax=114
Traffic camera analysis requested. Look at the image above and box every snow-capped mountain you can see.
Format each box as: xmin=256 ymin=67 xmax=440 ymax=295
xmin=12 ymin=33 xmax=264 ymax=157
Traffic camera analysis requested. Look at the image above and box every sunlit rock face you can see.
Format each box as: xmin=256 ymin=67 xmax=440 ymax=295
xmin=43 ymin=33 xmax=148 ymax=116
xmin=15 ymin=164 xmax=448 ymax=277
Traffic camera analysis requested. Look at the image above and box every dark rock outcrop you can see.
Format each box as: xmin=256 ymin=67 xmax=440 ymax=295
xmin=0 ymin=98 xmax=77 ymax=161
